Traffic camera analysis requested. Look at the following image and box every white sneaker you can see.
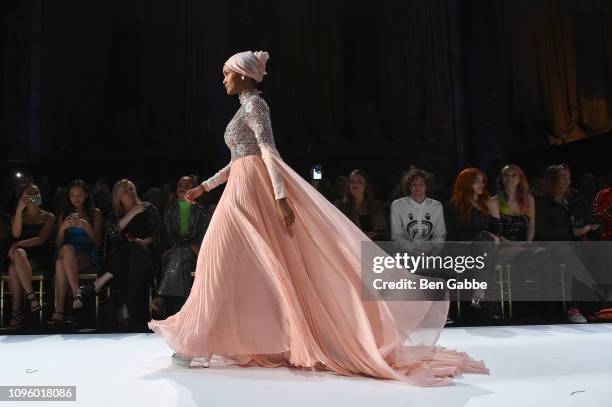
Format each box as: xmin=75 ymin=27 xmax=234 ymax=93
xmin=171 ymin=353 xmax=193 ymax=367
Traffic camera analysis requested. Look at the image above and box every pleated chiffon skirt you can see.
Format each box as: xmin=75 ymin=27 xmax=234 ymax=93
xmin=149 ymin=154 xmax=488 ymax=386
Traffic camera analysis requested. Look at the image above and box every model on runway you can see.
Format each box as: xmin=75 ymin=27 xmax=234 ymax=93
xmin=148 ymin=50 xmax=489 ymax=386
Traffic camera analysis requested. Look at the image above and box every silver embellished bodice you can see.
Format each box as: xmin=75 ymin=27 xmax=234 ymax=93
xmin=225 ymin=89 xmax=277 ymax=161
xmin=201 ymin=88 xmax=287 ymax=199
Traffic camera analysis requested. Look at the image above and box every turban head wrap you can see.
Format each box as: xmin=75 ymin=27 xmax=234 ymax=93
xmin=224 ymin=51 xmax=269 ymax=83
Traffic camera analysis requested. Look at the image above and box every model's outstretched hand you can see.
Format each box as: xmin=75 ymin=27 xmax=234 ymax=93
xmin=185 ymin=185 xmax=206 ymax=204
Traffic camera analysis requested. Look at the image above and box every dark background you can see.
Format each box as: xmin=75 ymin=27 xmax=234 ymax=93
xmin=1 ymin=0 xmax=611 ymax=196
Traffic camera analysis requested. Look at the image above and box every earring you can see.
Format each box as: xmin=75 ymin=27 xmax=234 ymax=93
xmin=241 ymin=75 xmax=245 ymax=80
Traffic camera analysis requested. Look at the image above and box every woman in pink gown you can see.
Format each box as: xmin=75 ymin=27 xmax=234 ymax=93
xmin=148 ymin=51 xmax=489 ymax=386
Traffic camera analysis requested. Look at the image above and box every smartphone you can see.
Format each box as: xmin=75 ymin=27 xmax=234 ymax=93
xmin=26 ymin=195 xmax=42 ymax=206
xmin=68 ymin=212 xmax=80 ymax=220
xmin=311 ymin=164 xmax=323 ymax=181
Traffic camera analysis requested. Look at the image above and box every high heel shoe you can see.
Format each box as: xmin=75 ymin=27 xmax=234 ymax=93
xmin=8 ymin=310 xmax=25 ymax=329
xmin=47 ymin=311 xmax=70 ymax=327
xmin=25 ymin=291 xmax=42 ymax=313
xmin=72 ymin=291 xmax=84 ymax=309
xmin=171 ymin=353 xmax=193 ymax=368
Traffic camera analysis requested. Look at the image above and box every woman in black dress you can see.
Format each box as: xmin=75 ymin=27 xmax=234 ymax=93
xmin=81 ymin=179 xmax=160 ymax=328
xmin=446 ymin=168 xmax=501 ymax=242
xmin=493 ymin=165 xmax=535 ymax=242
xmin=446 ymin=168 xmax=501 ymax=307
xmin=7 ymin=183 xmax=55 ymax=329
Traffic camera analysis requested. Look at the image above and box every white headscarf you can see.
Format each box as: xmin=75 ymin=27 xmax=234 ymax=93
xmin=224 ymin=51 xmax=269 ymax=83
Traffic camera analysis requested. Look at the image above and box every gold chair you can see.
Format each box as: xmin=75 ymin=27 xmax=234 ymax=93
xmin=495 ymin=263 xmax=567 ymax=320
xmin=1 ymin=269 xmax=47 ymax=326
xmin=53 ymin=231 xmax=108 ymax=320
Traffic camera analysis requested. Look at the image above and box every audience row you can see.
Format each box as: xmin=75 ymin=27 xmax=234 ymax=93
xmin=1 ymin=162 xmax=611 ymax=330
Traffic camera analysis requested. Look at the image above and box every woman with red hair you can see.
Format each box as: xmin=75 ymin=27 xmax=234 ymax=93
xmin=446 ymin=168 xmax=501 ymax=242
xmin=446 ymin=168 xmax=501 ymax=309
xmin=493 ymin=165 xmax=535 ymax=241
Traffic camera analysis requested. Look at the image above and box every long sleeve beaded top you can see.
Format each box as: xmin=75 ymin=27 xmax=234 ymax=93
xmin=201 ymin=89 xmax=287 ymax=200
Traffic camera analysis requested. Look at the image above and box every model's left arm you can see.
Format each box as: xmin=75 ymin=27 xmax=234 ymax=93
xmin=243 ymin=97 xmax=287 ymax=200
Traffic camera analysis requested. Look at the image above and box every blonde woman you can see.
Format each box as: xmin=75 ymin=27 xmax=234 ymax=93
xmin=81 ymin=179 xmax=160 ymax=328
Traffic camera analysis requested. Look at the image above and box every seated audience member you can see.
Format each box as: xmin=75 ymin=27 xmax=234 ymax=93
xmin=81 ymin=179 xmax=160 ymax=328
xmin=152 ymin=176 xmax=213 ymax=317
xmin=535 ymin=164 xmax=600 ymax=323
xmin=446 ymin=168 xmax=501 ymax=242
xmin=335 ymin=169 xmax=388 ymax=241
xmin=49 ymin=180 xmax=103 ymax=325
xmin=491 ymin=165 xmax=555 ymax=320
xmin=493 ymin=164 xmax=535 ymax=242
xmin=7 ymin=183 xmax=55 ymax=329
xmin=589 ymin=183 xmax=612 ymax=321
xmin=446 ymin=168 xmax=501 ymax=309
xmin=390 ymin=167 xmax=446 ymax=253
xmin=593 ymin=183 xmax=612 ymax=241
xmin=535 ymin=165 xmax=596 ymax=242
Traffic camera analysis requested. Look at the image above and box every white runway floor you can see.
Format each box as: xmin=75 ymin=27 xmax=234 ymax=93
xmin=1 ymin=324 xmax=611 ymax=407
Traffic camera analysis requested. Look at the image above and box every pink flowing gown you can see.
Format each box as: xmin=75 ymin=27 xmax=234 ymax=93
xmin=148 ymin=89 xmax=489 ymax=386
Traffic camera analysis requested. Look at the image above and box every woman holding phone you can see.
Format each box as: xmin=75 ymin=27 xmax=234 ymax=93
xmin=7 ymin=183 xmax=55 ymax=329
xmin=49 ymin=180 xmax=103 ymax=325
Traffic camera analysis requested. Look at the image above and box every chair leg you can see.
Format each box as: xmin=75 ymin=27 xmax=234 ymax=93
xmin=560 ymin=263 xmax=567 ymax=312
xmin=506 ymin=264 xmax=513 ymax=320
xmin=148 ymin=287 xmax=153 ymax=319
xmin=497 ymin=265 xmax=505 ymax=319
xmin=38 ymin=280 xmax=44 ymax=323
xmin=1 ymin=279 xmax=5 ymax=327
xmin=454 ymin=286 xmax=462 ymax=321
